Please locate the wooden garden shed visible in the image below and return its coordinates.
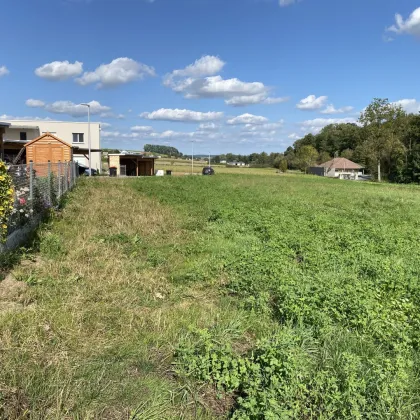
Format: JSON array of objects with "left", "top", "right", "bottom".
[{"left": 25, "top": 133, "right": 73, "bottom": 164}]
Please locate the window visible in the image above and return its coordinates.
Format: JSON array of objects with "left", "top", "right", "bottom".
[
  {"left": 20, "top": 132, "right": 27, "bottom": 141},
  {"left": 72, "top": 133, "right": 84, "bottom": 143}
]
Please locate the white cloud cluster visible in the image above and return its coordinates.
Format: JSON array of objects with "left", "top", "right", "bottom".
[
  {"left": 320, "top": 104, "right": 354, "bottom": 114},
  {"left": 297, "top": 95, "right": 353, "bottom": 114},
  {"left": 168, "top": 55, "right": 225, "bottom": 79},
  {"left": 0, "top": 66, "right": 9, "bottom": 77},
  {"left": 296, "top": 95, "right": 328, "bottom": 110},
  {"left": 227, "top": 113, "right": 269, "bottom": 125},
  {"left": 140, "top": 108, "right": 224, "bottom": 122},
  {"left": 164, "top": 56, "right": 288, "bottom": 107},
  {"left": 393, "top": 99, "right": 420, "bottom": 114},
  {"left": 300, "top": 117, "right": 357, "bottom": 134},
  {"left": 35, "top": 61, "right": 83, "bottom": 80},
  {"left": 76, "top": 57, "right": 155, "bottom": 88},
  {"left": 25, "top": 99, "right": 111, "bottom": 118},
  {"left": 387, "top": 7, "right": 420, "bottom": 36}
]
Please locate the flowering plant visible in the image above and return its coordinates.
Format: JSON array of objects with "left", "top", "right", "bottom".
[
  {"left": 10, "top": 186, "right": 33, "bottom": 228},
  {"left": 0, "top": 161, "right": 15, "bottom": 241}
]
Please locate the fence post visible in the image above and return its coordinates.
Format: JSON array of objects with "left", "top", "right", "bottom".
[
  {"left": 66, "top": 162, "right": 70, "bottom": 192},
  {"left": 70, "top": 162, "right": 74, "bottom": 189},
  {"left": 58, "top": 161, "right": 62, "bottom": 200},
  {"left": 48, "top": 161, "right": 52, "bottom": 205},
  {"left": 29, "top": 161, "right": 34, "bottom": 204}
]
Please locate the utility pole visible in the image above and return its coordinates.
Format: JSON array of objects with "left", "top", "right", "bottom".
[{"left": 80, "top": 103, "right": 92, "bottom": 176}]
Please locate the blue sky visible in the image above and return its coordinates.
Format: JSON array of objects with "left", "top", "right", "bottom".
[{"left": 1, "top": 0, "right": 420, "bottom": 154}]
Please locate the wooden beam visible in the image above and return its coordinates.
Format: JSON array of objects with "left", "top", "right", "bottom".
[{"left": 136, "top": 157, "right": 139, "bottom": 177}]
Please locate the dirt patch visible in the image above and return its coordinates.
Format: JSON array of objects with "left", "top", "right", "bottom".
[
  {"left": 199, "top": 385, "right": 235, "bottom": 418},
  {"left": 0, "top": 273, "right": 28, "bottom": 303},
  {"left": 0, "top": 385, "right": 30, "bottom": 419}
]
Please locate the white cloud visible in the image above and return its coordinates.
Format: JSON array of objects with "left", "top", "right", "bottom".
[
  {"left": 288, "top": 133, "right": 301, "bottom": 140},
  {"left": 243, "top": 120, "right": 284, "bottom": 131},
  {"left": 300, "top": 117, "right": 357, "bottom": 134},
  {"left": 198, "top": 122, "right": 219, "bottom": 131},
  {"left": 164, "top": 56, "right": 285, "bottom": 107},
  {"left": 131, "top": 125, "right": 153, "bottom": 132},
  {"left": 101, "top": 131, "right": 121, "bottom": 138},
  {"left": 320, "top": 104, "right": 354, "bottom": 114},
  {"left": 35, "top": 60, "right": 83, "bottom": 81},
  {"left": 0, "top": 66, "right": 9, "bottom": 77},
  {"left": 227, "top": 113, "right": 269, "bottom": 125},
  {"left": 76, "top": 57, "right": 155, "bottom": 88},
  {"left": 26, "top": 99, "right": 46, "bottom": 108},
  {"left": 100, "top": 122, "right": 112, "bottom": 128},
  {"left": 226, "top": 94, "right": 289, "bottom": 107},
  {"left": 296, "top": 95, "right": 328, "bottom": 110},
  {"left": 279, "top": 0, "right": 297, "bottom": 6},
  {"left": 0, "top": 114, "right": 51, "bottom": 121},
  {"left": 393, "top": 99, "right": 420, "bottom": 114},
  {"left": 140, "top": 108, "right": 223, "bottom": 122},
  {"left": 166, "top": 55, "right": 225, "bottom": 80},
  {"left": 26, "top": 99, "right": 111, "bottom": 118},
  {"left": 387, "top": 7, "right": 420, "bottom": 36}
]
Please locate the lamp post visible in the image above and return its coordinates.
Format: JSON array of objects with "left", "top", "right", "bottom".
[
  {"left": 191, "top": 140, "right": 195, "bottom": 175},
  {"left": 80, "top": 103, "right": 92, "bottom": 176}
]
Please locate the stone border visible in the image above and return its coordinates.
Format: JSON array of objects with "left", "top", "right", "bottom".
[{"left": 0, "top": 215, "right": 43, "bottom": 253}]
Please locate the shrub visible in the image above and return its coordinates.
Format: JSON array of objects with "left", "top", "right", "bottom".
[{"left": 0, "top": 161, "right": 15, "bottom": 241}]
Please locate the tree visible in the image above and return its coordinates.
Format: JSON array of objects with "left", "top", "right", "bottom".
[
  {"left": 341, "top": 149, "right": 354, "bottom": 160},
  {"left": 318, "top": 151, "right": 331, "bottom": 164},
  {"left": 295, "top": 145, "right": 319, "bottom": 173},
  {"left": 279, "top": 159, "right": 288, "bottom": 173},
  {"left": 144, "top": 144, "right": 182, "bottom": 157},
  {"left": 359, "top": 98, "right": 406, "bottom": 181}
]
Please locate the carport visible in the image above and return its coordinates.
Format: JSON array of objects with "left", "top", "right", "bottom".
[{"left": 108, "top": 153, "right": 156, "bottom": 176}]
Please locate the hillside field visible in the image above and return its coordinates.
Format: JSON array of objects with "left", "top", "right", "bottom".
[{"left": 1, "top": 174, "right": 420, "bottom": 418}]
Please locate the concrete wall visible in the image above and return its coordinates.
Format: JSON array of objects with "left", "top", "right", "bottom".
[
  {"left": 4, "top": 120, "right": 102, "bottom": 171},
  {"left": 109, "top": 155, "right": 120, "bottom": 175}
]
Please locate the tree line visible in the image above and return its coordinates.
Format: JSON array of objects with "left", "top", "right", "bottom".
[
  {"left": 285, "top": 98, "right": 420, "bottom": 182},
  {"left": 209, "top": 99, "right": 420, "bottom": 183},
  {"left": 144, "top": 144, "right": 183, "bottom": 157}
]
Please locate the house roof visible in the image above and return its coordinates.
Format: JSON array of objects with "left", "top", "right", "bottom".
[
  {"left": 318, "top": 157, "right": 363, "bottom": 170},
  {"left": 24, "top": 132, "right": 72, "bottom": 148}
]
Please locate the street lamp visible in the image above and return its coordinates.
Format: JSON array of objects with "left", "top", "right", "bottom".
[
  {"left": 80, "top": 103, "right": 92, "bottom": 176},
  {"left": 191, "top": 139, "right": 195, "bottom": 175}
]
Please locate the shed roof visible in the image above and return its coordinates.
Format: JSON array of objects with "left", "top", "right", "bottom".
[
  {"left": 318, "top": 157, "right": 363, "bottom": 170},
  {"left": 24, "top": 132, "right": 72, "bottom": 148}
]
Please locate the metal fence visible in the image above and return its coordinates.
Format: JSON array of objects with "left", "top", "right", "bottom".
[{"left": 7, "top": 162, "right": 80, "bottom": 236}]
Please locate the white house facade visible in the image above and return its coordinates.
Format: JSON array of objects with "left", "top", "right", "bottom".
[{"left": 3, "top": 120, "right": 102, "bottom": 170}]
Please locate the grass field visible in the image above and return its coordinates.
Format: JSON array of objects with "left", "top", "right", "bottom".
[
  {"left": 1, "top": 174, "right": 420, "bottom": 418},
  {"left": 155, "top": 159, "right": 279, "bottom": 176}
]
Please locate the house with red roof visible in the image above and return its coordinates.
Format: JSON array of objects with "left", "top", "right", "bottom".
[{"left": 309, "top": 157, "right": 364, "bottom": 180}]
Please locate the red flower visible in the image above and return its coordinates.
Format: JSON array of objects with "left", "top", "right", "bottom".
[{"left": 19, "top": 198, "right": 26, "bottom": 205}]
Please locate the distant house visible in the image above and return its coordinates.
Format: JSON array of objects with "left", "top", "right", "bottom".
[
  {"left": 220, "top": 160, "right": 227, "bottom": 164},
  {"left": 309, "top": 157, "right": 364, "bottom": 180},
  {"left": 227, "top": 161, "right": 246, "bottom": 167}
]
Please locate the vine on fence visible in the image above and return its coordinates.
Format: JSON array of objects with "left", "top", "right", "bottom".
[{"left": 0, "top": 161, "right": 15, "bottom": 242}]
